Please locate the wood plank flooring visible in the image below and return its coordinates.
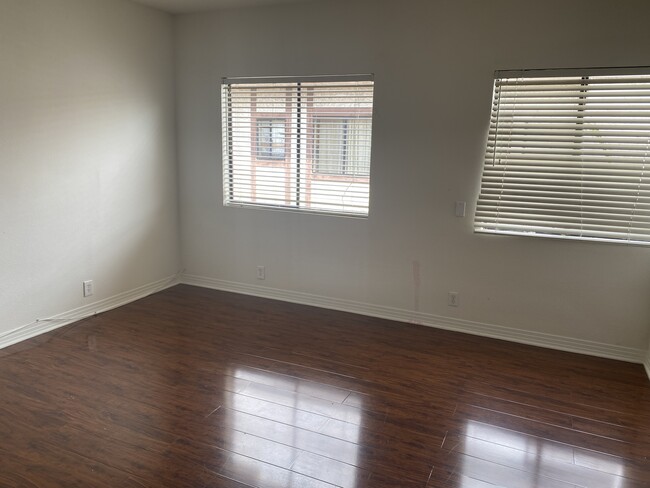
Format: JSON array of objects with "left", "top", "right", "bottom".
[{"left": 0, "top": 284, "right": 649, "bottom": 487}]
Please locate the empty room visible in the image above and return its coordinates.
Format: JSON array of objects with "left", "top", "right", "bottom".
[{"left": 1, "top": 0, "right": 650, "bottom": 486}]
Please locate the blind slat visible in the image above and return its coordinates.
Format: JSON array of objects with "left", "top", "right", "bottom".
[
  {"left": 222, "top": 77, "right": 374, "bottom": 216},
  {"left": 476, "top": 70, "right": 650, "bottom": 244}
]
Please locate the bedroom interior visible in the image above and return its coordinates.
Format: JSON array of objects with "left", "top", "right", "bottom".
[{"left": 1, "top": 0, "right": 649, "bottom": 486}]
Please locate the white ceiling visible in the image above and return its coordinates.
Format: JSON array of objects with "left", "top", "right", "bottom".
[{"left": 131, "top": 0, "right": 320, "bottom": 14}]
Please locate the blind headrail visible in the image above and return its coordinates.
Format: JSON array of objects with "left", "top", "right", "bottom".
[
  {"left": 222, "top": 74, "right": 374, "bottom": 85},
  {"left": 495, "top": 66, "right": 650, "bottom": 79}
]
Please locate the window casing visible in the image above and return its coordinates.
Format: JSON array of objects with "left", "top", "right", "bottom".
[
  {"left": 222, "top": 75, "right": 374, "bottom": 216},
  {"left": 475, "top": 67, "right": 650, "bottom": 245}
]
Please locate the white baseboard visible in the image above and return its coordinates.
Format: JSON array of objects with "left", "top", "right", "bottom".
[
  {"left": 0, "top": 275, "right": 179, "bottom": 351},
  {"left": 644, "top": 354, "right": 650, "bottom": 382},
  {"left": 182, "top": 274, "right": 646, "bottom": 365}
]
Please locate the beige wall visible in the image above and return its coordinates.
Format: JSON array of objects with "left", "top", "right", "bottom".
[
  {"left": 0, "top": 0, "right": 180, "bottom": 336},
  {"left": 176, "top": 0, "right": 650, "bottom": 357}
]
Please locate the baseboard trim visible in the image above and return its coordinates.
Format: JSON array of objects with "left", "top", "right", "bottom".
[
  {"left": 0, "top": 275, "right": 179, "bottom": 351},
  {"left": 182, "top": 274, "right": 646, "bottom": 364},
  {"left": 644, "top": 355, "right": 650, "bottom": 381}
]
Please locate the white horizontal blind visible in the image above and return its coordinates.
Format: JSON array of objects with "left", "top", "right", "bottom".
[
  {"left": 222, "top": 75, "right": 374, "bottom": 216},
  {"left": 475, "top": 68, "right": 650, "bottom": 244}
]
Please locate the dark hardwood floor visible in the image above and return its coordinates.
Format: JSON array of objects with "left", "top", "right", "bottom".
[{"left": 1, "top": 284, "right": 649, "bottom": 487}]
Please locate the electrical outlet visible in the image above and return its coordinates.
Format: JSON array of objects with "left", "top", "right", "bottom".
[
  {"left": 83, "top": 280, "right": 94, "bottom": 297},
  {"left": 448, "top": 291, "right": 459, "bottom": 307},
  {"left": 256, "top": 266, "right": 266, "bottom": 280},
  {"left": 455, "top": 201, "right": 466, "bottom": 217}
]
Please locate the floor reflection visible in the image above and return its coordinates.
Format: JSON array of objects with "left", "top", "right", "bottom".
[
  {"left": 456, "top": 420, "right": 626, "bottom": 487},
  {"left": 223, "top": 366, "right": 362, "bottom": 488}
]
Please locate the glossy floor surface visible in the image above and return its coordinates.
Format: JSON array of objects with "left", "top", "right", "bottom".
[{"left": 1, "top": 285, "right": 649, "bottom": 487}]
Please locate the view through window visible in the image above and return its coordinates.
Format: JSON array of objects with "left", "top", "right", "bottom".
[{"left": 222, "top": 75, "right": 375, "bottom": 216}]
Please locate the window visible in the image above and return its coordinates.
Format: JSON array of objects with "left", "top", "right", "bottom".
[
  {"left": 256, "top": 118, "right": 286, "bottom": 160},
  {"left": 475, "top": 67, "right": 650, "bottom": 245},
  {"left": 222, "top": 75, "right": 374, "bottom": 216},
  {"left": 314, "top": 117, "right": 372, "bottom": 176}
]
